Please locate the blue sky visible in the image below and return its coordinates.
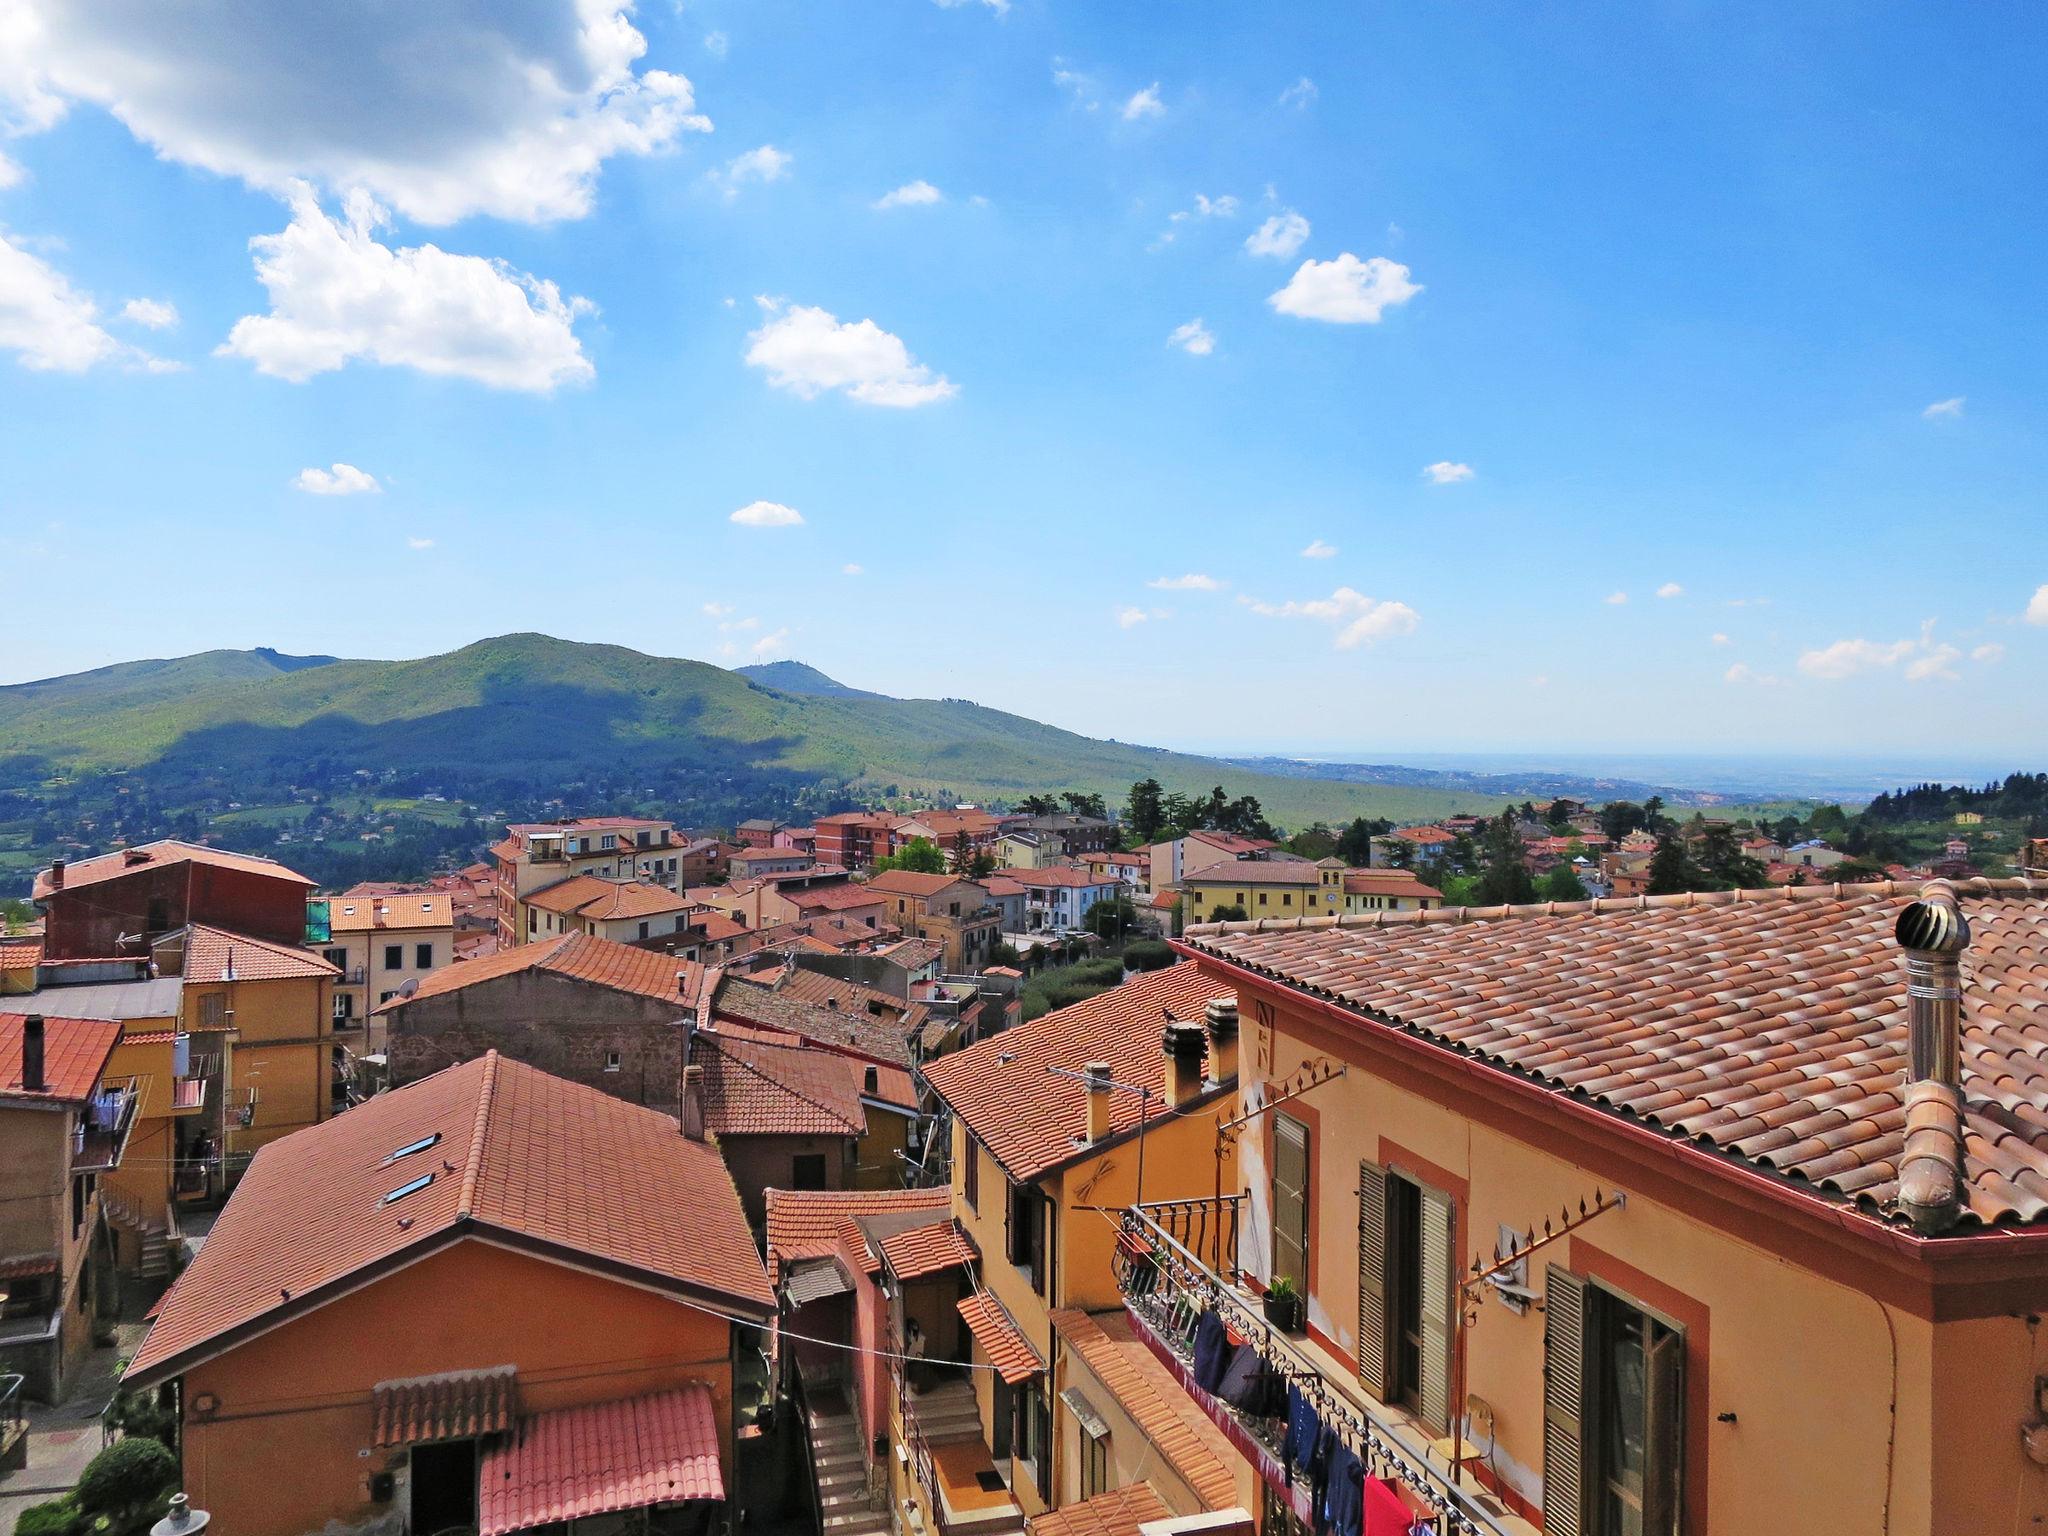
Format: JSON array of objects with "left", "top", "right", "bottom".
[{"left": 2, "top": 2, "right": 2044, "bottom": 759}]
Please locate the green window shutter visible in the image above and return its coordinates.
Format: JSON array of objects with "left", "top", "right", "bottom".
[
  {"left": 1542, "top": 1264, "right": 1592, "bottom": 1536},
  {"left": 1418, "top": 1183, "right": 1456, "bottom": 1434},
  {"left": 1355, "top": 1159, "right": 1389, "bottom": 1399},
  {"left": 1273, "top": 1115, "right": 1310, "bottom": 1289}
]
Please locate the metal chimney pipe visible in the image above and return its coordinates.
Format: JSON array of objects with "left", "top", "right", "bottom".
[{"left": 1894, "top": 881, "right": 1969, "bottom": 1233}]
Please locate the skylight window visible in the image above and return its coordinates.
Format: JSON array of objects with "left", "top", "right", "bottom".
[
  {"left": 381, "top": 1173, "right": 434, "bottom": 1206},
  {"left": 385, "top": 1131, "right": 441, "bottom": 1163}
]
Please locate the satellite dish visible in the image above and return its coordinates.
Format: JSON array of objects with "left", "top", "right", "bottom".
[{"left": 397, "top": 977, "right": 420, "bottom": 998}]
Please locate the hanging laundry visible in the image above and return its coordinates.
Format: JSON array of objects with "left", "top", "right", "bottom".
[
  {"left": 1218, "top": 1343, "right": 1268, "bottom": 1410},
  {"left": 1320, "top": 1439, "right": 1365, "bottom": 1536},
  {"left": 1191, "top": 1309, "right": 1232, "bottom": 1392},
  {"left": 1360, "top": 1475, "right": 1409, "bottom": 1536}
]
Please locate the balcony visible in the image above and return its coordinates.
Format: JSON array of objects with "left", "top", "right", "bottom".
[
  {"left": 73, "top": 1077, "right": 140, "bottom": 1173},
  {"left": 1112, "top": 1202, "right": 1521, "bottom": 1536},
  {"left": 894, "top": 1358, "right": 1024, "bottom": 1536}
]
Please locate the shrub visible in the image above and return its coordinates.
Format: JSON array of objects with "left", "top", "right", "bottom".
[
  {"left": 15, "top": 1496, "right": 82, "bottom": 1536},
  {"left": 105, "top": 1388, "right": 179, "bottom": 1451},
  {"left": 1121, "top": 939, "right": 1174, "bottom": 972},
  {"left": 76, "top": 1437, "right": 177, "bottom": 1527}
]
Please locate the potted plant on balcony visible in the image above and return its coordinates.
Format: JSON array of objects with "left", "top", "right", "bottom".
[{"left": 1262, "top": 1276, "right": 1303, "bottom": 1333}]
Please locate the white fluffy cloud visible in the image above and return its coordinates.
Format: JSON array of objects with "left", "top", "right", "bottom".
[
  {"left": 1423, "top": 461, "right": 1474, "bottom": 484},
  {"left": 1278, "top": 77, "right": 1318, "bottom": 110},
  {"left": 407, "top": 536, "right": 434, "bottom": 550},
  {"left": 702, "top": 602, "right": 734, "bottom": 618},
  {"left": 751, "top": 627, "right": 791, "bottom": 658},
  {"left": 1301, "top": 539, "right": 1336, "bottom": 559},
  {"left": 730, "top": 500, "right": 803, "bottom": 528},
  {"left": 2, "top": 1, "right": 709, "bottom": 225},
  {"left": 2026, "top": 585, "right": 2048, "bottom": 626},
  {"left": 1973, "top": 643, "right": 2005, "bottom": 664},
  {"left": 118, "top": 297, "right": 177, "bottom": 329},
  {"left": 744, "top": 298, "right": 956, "bottom": 407},
  {"left": 1923, "top": 396, "right": 1965, "bottom": 419},
  {"left": 1724, "top": 663, "right": 1786, "bottom": 687},
  {"left": 0, "top": 152, "right": 23, "bottom": 190},
  {"left": 1656, "top": 581, "right": 1684, "bottom": 599},
  {"left": 873, "top": 180, "right": 942, "bottom": 210},
  {"left": 293, "top": 462, "right": 380, "bottom": 496},
  {"left": 714, "top": 145, "right": 791, "bottom": 198},
  {"left": 1269, "top": 254, "right": 1419, "bottom": 323},
  {"left": 1795, "top": 630, "right": 1951, "bottom": 681},
  {"left": 1117, "top": 606, "right": 1168, "bottom": 629},
  {"left": 1167, "top": 318, "right": 1214, "bottom": 356},
  {"left": 1710, "top": 632, "right": 1731, "bottom": 646},
  {"left": 934, "top": 0, "right": 1010, "bottom": 13},
  {"left": 0, "top": 232, "right": 171, "bottom": 371},
  {"left": 1604, "top": 591, "right": 1629, "bottom": 605},
  {"left": 1245, "top": 211, "right": 1310, "bottom": 259},
  {"left": 1904, "top": 644, "right": 1963, "bottom": 683},
  {"left": 703, "top": 31, "right": 728, "bottom": 59},
  {"left": 1242, "top": 587, "right": 1419, "bottom": 650},
  {"left": 1148, "top": 573, "right": 1223, "bottom": 592},
  {"left": 842, "top": 563, "right": 864, "bottom": 576},
  {"left": 1121, "top": 83, "right": 1165, "bottom": 121},
  {"left": 218, "top": 187, "right": 594, "bottom": 392}
]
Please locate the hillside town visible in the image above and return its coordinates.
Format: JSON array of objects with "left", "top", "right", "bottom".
[{"left": 5, "top": 791, "right": 2048, "bottom": 1536}]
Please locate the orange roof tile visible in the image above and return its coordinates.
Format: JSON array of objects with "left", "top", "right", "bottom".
[
  {"left": 958, "top": 1291, "right": 1043, "bottom": 1383},
  {"left": 181, "top": 923, "right": 338, "bottom": 984},
  {"left": 1002, "top": 867, "right": 1123, "bottom": 890},
  {"left": 923, "top": 963, "right": 1233, "bottom": 1183},
  {"left": 763, "top": 1187, "right": 950, "bottom": 1283},
  {"left": 1340, "top": 870, "right": 1443, "bottom": 902},
  {"left": 480, "top": 1384, "right": 721, "bottom": 1535},
  {"left": 1186, "top": 862, "right": 1325, "bottom": 887},
  {"left": 785, "top": 883, "right": 887, "bottom": 913},
  {"left": 713, "top": 977, "right": 913, "bottom": 1069},
  {"left": 1027, "top": 1483, "right": 1170, "bottom": 1536},
  {"left": 864, "top": 871, "right": 960, "bottom": 899},
  {"left": 1183, "top": 877, "right": 2048, "bottom": 1230},
  {"left": 696, "top": 1033, "right": 866, "bottom": 1139},
  {"left": 326, "top": 893, "right": 456, "bottom": 933},
  {"left": 877, "top": 1219, "right": 977, "bottom": 1280},
  {"left": 377, "top": 933, "right": 706, "bottom": 1015},
  {"left": 0, "top": 937, "right": 43, "bottom": 971},
  {"left": 1051, "top": 1309, "right": 1238, "bottom": 1510},
  {"left": 127, "top": 1051, "right": 771, "bottom": 1386},
  {"left": 373, "top": 1365, "right": 518, "bottom": 1447},
  {"left": 847, "top": 1057, "right": 920, "bottom": 1111},
  {"left": 34, "top": 840, "right": 314, "bottom": 899},
  {"left": 0, "top": 1013, "right": 122, "bottom": 1104}
]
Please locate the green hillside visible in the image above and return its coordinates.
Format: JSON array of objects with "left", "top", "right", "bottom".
[{"left": 0, "top": 633, "right": 1509, "bottom": 837}]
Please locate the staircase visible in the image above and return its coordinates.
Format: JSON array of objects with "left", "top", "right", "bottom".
[
  {"left": 905, "top": 1378, "right": 982, "bottom": 1445},
  {"left": 102, "top": 1190, "right": 178, "bottom": 1281},
  {"left": 808, "top": 1389, "right": 891, "bottom": 1536}
]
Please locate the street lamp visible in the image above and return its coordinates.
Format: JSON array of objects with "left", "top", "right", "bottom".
[{"left": 152, "top": 1494, "right": 211, "bottom": 1536}]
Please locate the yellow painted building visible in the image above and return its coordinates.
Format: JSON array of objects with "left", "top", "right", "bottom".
[{"left": 1181, "top": 859, "right": 1345, "bottom": 925}]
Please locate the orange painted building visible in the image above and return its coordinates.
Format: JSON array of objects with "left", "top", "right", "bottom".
[{"left": 125, "top": 1051, "right": 773, "bottom": 1536}]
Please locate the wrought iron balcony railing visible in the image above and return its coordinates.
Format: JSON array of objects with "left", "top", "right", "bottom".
[{"left": 1112, "top": 1202, "right": 1519, "bottom": 1536}]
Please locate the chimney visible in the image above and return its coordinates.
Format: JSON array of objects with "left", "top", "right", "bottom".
[
  {"left": 47, "top": 858, "right": 63, "bottom": 891},
  {"left": 1084, "top": 1061, "right": 1113, "bottom": 1142},
  {"left": 681, "top": 1063, "right": 706, "bottom": 1141},
  {"left": 1204, "top": 995, "right": 1240, "bottom": 1085},
  {"left": 1894, "top": 881, "right": 1969, "bottom": 1234},
  {"left": 1162, "top": 1020, "right": 1207, "bottom": 1109},
  {"left": 21, "top": 1016, "right": 45, "bottom": 1093}
]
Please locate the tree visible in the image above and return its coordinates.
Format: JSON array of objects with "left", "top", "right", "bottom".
[
  {"left": 1646, "top": 832, "right": 1699, "bottom": 895},
  {"left": 1642, "top": 795, "right": 1672, "bottom": 836},
  {"left": 1545, "top": 801, "right": 1573, "bottom": 830},
  {"left": 1016, "top": 795, "right": 1059, "bottom": 816},
  {"left": 1474, "top": 811, "right": 1538, "bottom": 906},
  {"left": 1126, "top": 778, "right": 1166, "bottom": 842},
  {"left": 1382, "top": 837, "right": 1416, "bottom": 871},
  {"left": 1598, "top": 800, "right": 1647, "bottom": 842},
  {"left": 964, "top": 850, "right": 998, "bottom": 880},
  {"left": 1540, "top": 863, "right": 1590, "bottom": 902},
  {"left": 1696, "top": 823, "right": 1766, "bottom": 889},
  {"left": 1209, "top": 903, "right": 1249, "bottom": 924},
  {"left": 873, "top": 837, "right": 947, "bottom": 875},
  {"left": 952, "top": 829, "right": 973, "bottom": 870},
  {"left": 1221, "top": 794, "right": 1274, "bottom": 840},
  {"left": 1061, "top": 790, "right": 1108, "bottom": 820},
  {"left": 1084, "top": 894, "right": 1139, "bottom": 940},
  {"left": 1122, "top": 938, "right": 1176, "bottom": 971},
  {"left": 76, "top": 1438, "right": 177, "bottom": 1534},
  {"left": 1286, "top": 823, "right": 1338, "bottom": 859}
]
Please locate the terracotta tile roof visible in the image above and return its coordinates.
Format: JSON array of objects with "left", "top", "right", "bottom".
[
  {"left": 326, "top": 894, "right": 455, "bottom": 932},
  {"left": 574, "top": 882, "right": 695, "bottom": 921},
  {"left": 34, "top": 840, "right": 314, "bottom": 899},
  {"left": 1183, "top": 877, "right": 2048, "bottom": 1229},
  {"left": 864, "top": 871, "right": 960, "bottom": 899},
  {"left": 877, "top": 1218, "right": 977, "bottom": 1279},
  {"left": 480, "top": 1384, "right": 722, "bottom": 1535},
  {"left": 1, "top": 1013, "right": 125, "bottom": 1103},
  {"left": 1391, "top": 826, "right": 1454, "bottom": 844},
  {"left": 1187, "top": 831, "right": 1275, "bottom": 854},
  {"left": 1186, "top": 862, "right": 1327, "bottom": 887},
  {"left": 1051, "top": 1309, "right": 1238, "bottom": 1510},
  {"left": 524, "top": 873, "right": 636, "bottom": 915},
  {"left": 127, "top": 1051, "right": 771, "bottom": 1386},
  {"left": 1026, "top": 1483, "right": 1170, "bottom": 1536},
  {"left": 785, "top": 883, "right": 888, "bottom": 913},
  {"left": 714, "top": 977, "right": 914, "bottom": 1069},
  {"left": 181, "top": 923, "right": 339, "bottom": 984},
  {"left": 982, "top": 876, "right": 1027, "bottom": 898},
  {"left": 0, "top": 1253, "right": 58, "bottom": 1280},
  {"left": 0, "top": 937, "right": 43, "bottom": 971},
  {"left": 1340, "top": 870, "right": 1443, "bottom": 902},
  {"left": 696, "top": 1033, "right": 866, "bottom": 1139},
  {"left": 377, "top": 933, "right": 706, "bottom": 1014},
  {"left": 372, "top": 1365, "right": 518, "bottom": 1447},
  {"left": 847, "top": 1058, "right": 920, "bottom": 1111},
  {"left": 958, "top": 1291, "right": 1044, "bottom": 1383},
  {"left": 923, "top": 963, "right": 1232, "bottom": 1183},
  {"left": 763, "top": 1186, "right": 950, "bottom": 1283},
  {"left": 880, "top": 938, "right": 945, "bottom": 970},
  {"left": 775, "top": 969, "right": 920, "bottom": 1022}
]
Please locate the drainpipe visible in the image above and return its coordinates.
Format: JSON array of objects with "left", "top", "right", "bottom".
[{"left": 1895, "top": 881, "right": 1969, "bottom": 1235}]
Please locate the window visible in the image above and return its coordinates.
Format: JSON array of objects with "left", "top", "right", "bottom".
[
  {"left": 383, "top": 944, "right": 402, "bottom": 971},
  {"left": 963, "top": 1135, "right": 979, "bottom": 1210},
  {"left": 387, "top": 1132, "right": 442, "bottom": 1162},
  {"left": 323, "top": 947, "right": 348, "bottom": 970},
  {"left": 198, "top": 992, "right": 228, "bottom": 1030},
  {"left": 1543, "top": 1268, "right": 1684, "bottom": 1536},
  {"left": 792, "top": 1153, "right": 829, "bottom": 1190},
  {"left": 1356, "top": 1162, "right": 1455, "bottom": 1433},
  {"left": 1006, "top": 1181, "right": 1052, "bottom": 1296},
  {"left": 638, "top": 922, "right": 650, "bottom": 940},
  {"left": 1272, "top": 1115, "right": 1310, "bottom": 1292},
  {"left": 333, "top": 993, "right": 356, "bottom": 1022},
  {"left": 1062, "top": 1389, "right": 1111, "bottom": 1498},
  {"left": 415, "top": 943, "right": 433, "bottom": 969},
  {"left": 528, "top": 908, "right": 538, "bottom": 935},
  {"left": 604, "top": 1052, "right": 622, "bottom": 1073},
  {"left": 381, "top": 1172, "right": 434, "bottom": 1205},
  {"left": 601, "top": 833, "right": 617, "bottom": 850}
]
